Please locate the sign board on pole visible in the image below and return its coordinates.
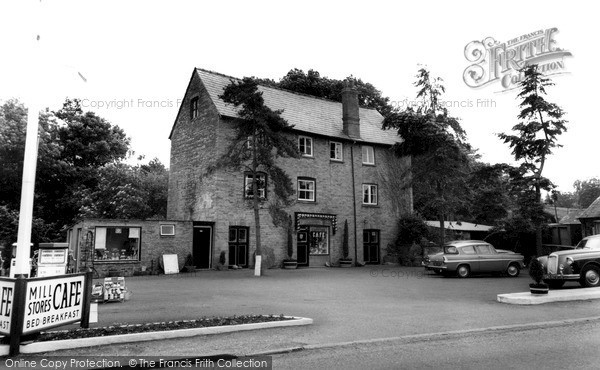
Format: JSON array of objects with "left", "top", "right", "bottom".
[
  {"left": 0, "top": 279, "right": 15, "bottom": 335},
  {"left": 22, "top": 274, "right": 85, "bottom": 334}
]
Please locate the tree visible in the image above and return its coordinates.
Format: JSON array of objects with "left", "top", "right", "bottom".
[
  {"left": 498, "top": 64, "right": 567, "bottom": 255},
  {"left": 216, "top": 77, "right": 300, "bottom": 276},
  {"left": 574, "top": 178, "right": 600, "bottom": 209},
  {"left": 384, "top": 68, "right": 473, "bottom": 244},
  {"left": 0, "top": 98, "right": 143, "bottom": 245},
  {"left": 75, "top": 158, "right": 168, "bottom": 220},
  {"left": 468, "top": 163, "right": 512, "bottom": 225}
]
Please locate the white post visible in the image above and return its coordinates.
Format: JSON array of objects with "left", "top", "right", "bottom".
[
  {"left": 14, "top": 102, "right": 40, "bottom": 277},
  {"left": 14, "top": 0, "right": 42, "bottom": 277}
]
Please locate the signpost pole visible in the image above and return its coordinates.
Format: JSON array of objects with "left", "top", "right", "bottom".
[
  {"left": 8, "top": 276, "right": 27, "bottom": 356},
  {"left": 80, "top": 269, "right": 93, "bottom": 328}
]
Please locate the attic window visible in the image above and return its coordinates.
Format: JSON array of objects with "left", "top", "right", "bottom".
[{"left": 190, "top": 97, "right": 199, "bottom": 120}]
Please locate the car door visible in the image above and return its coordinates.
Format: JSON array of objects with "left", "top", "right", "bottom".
[
  {"left": 459, "top": 245, "right": 479, "bottom": 272},
  {"left": 475, "top": 244, "right": 502, "bottom": 272}
]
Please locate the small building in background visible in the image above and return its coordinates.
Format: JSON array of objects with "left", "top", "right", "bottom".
[
  {"left": 66, "top": 219, "right": 193, "bottom": 276},
  {"left": 547, "top": 208, "right": 584, "bottom": 246},
  {"left": 579, "top": 196, "right": 600, "bottom": 237},
  {"left": 424, "top": 221, "right": 494, "bottom": 243}
]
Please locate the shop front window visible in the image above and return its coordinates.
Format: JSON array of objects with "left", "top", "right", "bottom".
[{"left": 94, "top": 227, "right": 141, "bottom": 261}]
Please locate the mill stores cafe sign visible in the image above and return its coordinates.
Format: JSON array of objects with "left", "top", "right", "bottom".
[{"left": 0, "top": 273, "right": 92, "bottom": 356}]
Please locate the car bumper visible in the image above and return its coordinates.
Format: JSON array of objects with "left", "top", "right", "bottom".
[
  {"left": 543, "top": 273, "right": 579, "bottom": 281},
  {"left": 423, "top": 263, "right": 447, "bottom": 270}
]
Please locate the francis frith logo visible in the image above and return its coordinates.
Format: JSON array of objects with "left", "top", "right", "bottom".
[{"left": 463, "top": 27, "right": 572, "bottom": 91}]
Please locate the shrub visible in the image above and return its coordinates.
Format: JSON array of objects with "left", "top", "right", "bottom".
[{"left": 528, "top": 257, "right": 544, "bottom": 284}]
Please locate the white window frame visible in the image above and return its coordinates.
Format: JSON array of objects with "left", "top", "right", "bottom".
[
  {"left": 298, "top": 136, "right": 313, "bottom": 157},
  {"left": 330, "top": 141, "right": 343, "bottom": 161},
  {"left": 363, "top": 184, "right": 378, "bottom": 205},
  {"left": 160, "top": 224, "right": 175, "bottom": 236},
  {"left": 362, "top": 145, "right": 375, "bottom": 165},
  {"left": 298, "top": 178, "right": 316, "bottom": 202},
  {"left": 244, "top": 172, "right": 267, "bottom": 200}
]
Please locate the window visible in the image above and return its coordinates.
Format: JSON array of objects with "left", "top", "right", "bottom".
[
  {"left": 444, "top": 246, "right": 459, "bottom": 254},
  {"left": 475, "top": 245, "right": 492, "bottom": 255},
  {"left": 190, "top": 97, "right": 199, "bottom": 120},
  {"left": 298, "top": 178, "right": 316, "bottom": 202},
  {"left": 160, "top": 224, "right": 175, "bottom": 236},
  {"left": 460, "top": 246, "right": 476, "bottom": 255},
  {"left": 362, "top": 184, "right": 378, "bottom": 205},
  {"left": 244, "top": 172, "right": 267, "bottom": 200},
  {"left": 362, "top": 145, "right": 375, "bottom": 165},
  {"left": 94, "top": 227, "right": 140, "bottom": 261},
  {"left": 309, "top": 226, "right": 329, "bottom": 255},
  {"left": 298, "top": 136, "right": 313, "bottom": 157},
  {"left": 330, "top": 141, "right": 343, "bottom": 161}
]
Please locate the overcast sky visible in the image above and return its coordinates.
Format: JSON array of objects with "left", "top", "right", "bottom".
[{"left": 1, "top": 0, "right": 597, "bottom": 193}]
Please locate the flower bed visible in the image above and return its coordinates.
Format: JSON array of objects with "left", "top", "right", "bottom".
[{"left": 35, "top": 315, "right": 292, "bottom": 342}]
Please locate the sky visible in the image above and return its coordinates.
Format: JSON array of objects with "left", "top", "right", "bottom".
[{"left": 0, "top": 0, "right": 598, "bottom": 193}]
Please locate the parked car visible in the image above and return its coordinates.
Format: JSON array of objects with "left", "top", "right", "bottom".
[
  {"left": 422, "top": 240, "right": 525, "bottom": 278},
  {"left": 538, "top": 234, "right": 600, "bottom": 289}
]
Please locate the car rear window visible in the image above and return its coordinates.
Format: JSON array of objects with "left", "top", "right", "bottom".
[{"left": 444, "top": 246, "right": 459, "bottom": 254}]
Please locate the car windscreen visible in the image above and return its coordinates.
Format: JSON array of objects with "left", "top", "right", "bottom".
[{"left": 577, "top": 238, "right": 600, "bottom": 250}]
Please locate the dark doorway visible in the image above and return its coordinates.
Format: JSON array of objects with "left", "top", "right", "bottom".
[
  {"left": 193, "top": 226, "right": 212, "bottom": 269},
  {"left": 228, "top": 226, "right": 249, "bottom": 268},
  {"left": 363, "top": 229, "right": 380, "bottom": 264},
  {"left": 297, "top": 229, "right": 309, "bottom": 267}
]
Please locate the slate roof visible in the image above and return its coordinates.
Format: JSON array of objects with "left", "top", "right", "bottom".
[
  {"left": 579, "top": 196, "right": 600, "bottom": 219},
  {"left": 425, "top": 221, "right": 494, "bottom": 232},
  {"left": 194, "top": 68, "right": 400, "bottom": 146}
]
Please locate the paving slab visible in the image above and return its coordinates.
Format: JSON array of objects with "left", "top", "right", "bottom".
[{"left": 498, "top": 287, "right": 600, "bottom": 305}]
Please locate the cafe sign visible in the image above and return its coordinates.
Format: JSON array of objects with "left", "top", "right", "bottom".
[{"left": 22, "top": 274, "right": 85, "bottom": 334}]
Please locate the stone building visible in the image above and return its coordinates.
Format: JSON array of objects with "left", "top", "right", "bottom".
[{"left": 167, "top": 68, "right": 412, "bottom": 268}]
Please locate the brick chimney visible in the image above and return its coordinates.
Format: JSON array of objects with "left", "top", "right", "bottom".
[{"left": 342, "top": 81, "right": 360, "bottom": 138}]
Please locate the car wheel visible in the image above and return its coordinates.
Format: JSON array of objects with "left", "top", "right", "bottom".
[
  {"left": 456, "top": 265, "right": 470, "bottom": 278},
  {"left": 506, "top": 263, "right": 520, "bottom": 277},
  {"left": 545, "top": 280, "right": 565, "bottom": 289},
  {"left": 580, "top": 266, "right": 600, "bottom": 287}
]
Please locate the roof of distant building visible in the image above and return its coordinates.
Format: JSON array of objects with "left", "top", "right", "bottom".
[
  {"left": 192, "top": 68, "right": 400, "bottom": 146},
  {"left": 579, "top": 196, "right": 600, "bottom": 219},
  {"left": 558, "top": 208, "right": 585, "bottom": 224}
]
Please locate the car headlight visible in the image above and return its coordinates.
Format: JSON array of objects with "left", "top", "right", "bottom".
[{"left": 566, "top": 257, "right": 574, "bottom": 265}]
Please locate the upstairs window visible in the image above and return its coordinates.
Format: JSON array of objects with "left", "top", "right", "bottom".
[
  {"left": 330, "top": 141, "right": 343, "bottom": 161},
  {"left": 298, "top": 136, "right": 313, "bottom": 157},
  {"left": 362, "top": 184, "right": 378, "bottom": 205},
  {"left": 298, "top": 178, "right": 316, "bottom": 202},
  {"left": 244, "top": 172, "right": 267, "bottom": 200},
  {"left": 190, "top": 97, "right": 199, "bottom": 120},
  {"left": 362, "top": 146, "right": 375, "bottom": 165}
]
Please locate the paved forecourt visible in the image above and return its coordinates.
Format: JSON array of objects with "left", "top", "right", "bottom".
[{"left": 36, "top": 266, "right": 600, "bottom": 357}]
